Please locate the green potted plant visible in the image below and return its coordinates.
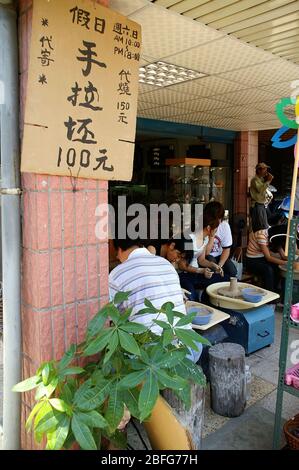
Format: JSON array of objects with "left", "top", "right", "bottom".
[{"left": 13, "top": 292, "right": 209, "bottom": 450}]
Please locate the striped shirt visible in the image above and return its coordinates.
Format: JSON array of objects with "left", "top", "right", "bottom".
[
  {"left": 109, "top": 247, "right": 189, "bottom": 335},
  {"left": 246, "top": 229, "right": 268, "bottom": 258}
]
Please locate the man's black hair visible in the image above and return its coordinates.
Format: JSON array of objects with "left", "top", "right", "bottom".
[
  {"left": 143, "top": 234, "right": 194, "bottom": 263},
  {"left": 252, "top": 209, "right": 269, "bottom": 232},
  {"left": 204, "top": 201, "right": 225, "bottom": 222},
  {"left": 113, "top": 237, "right": 143, "bottom": 251},
  {"left": 113, "top": 215, "right": 144, "bottom": 251},
  {"left": 168, "top": 234, "right": 194, "bottom": 263},
  {"left": 191, "top": 202, "right": 223, "bottom": 232}
]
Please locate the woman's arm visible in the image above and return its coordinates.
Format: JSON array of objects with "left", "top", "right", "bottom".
[
  {"left": 259, "top": 244, "right": 287, "bottom": 265},
  {"left": 198, "top": 249, "right": 222, "bottom": 272},
  {"left": 277, "top": 247, "right": 288, "bottom": 261},
  {"left": 218, "top": 247, "right": 230, "bottom": 268}
]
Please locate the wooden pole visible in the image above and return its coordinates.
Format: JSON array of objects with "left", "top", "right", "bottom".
[{"left": 285, "top": 98, "right": 299, "bottom": 256}]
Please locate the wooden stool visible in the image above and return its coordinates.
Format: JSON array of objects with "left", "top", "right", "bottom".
[{"left": 208, "top": 342, "right": 246, "bottom": 417}]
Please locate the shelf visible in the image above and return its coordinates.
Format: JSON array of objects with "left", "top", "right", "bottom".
[
  {"left": 290, "top": 319, "right": 299, "bottom": 330},
  {"left": 283, "top": 384, "right": 299, "bottom": 398},
  {"left": 273, "top": 218, "right": 299, "bottom": 449},
  {"left": 165, "top": 158, "right": 211, "bottom": 167},
  {"left": 282, "top": 316, "right": 299, "bottom": 330}
]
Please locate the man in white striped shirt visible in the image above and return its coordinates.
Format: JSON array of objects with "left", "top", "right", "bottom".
[{"left": 109, "top": 235, "right": 202, "bottom": 362}]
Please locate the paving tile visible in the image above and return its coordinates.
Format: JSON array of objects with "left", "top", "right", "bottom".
[
  {"left": 253, "top": 342, "right": 280, "bottom": 359},
  {"left": 246, "top": 353, "right": 265, "bottom": 368},
  {"left": 251, "top": 357, "right": 280, "bottom": 385},
  {"left": 202, "top": 405, "right": 284, "bottom": 450},
  {"left": 259, "top": 390, "right": 299, "bottom": 420}
]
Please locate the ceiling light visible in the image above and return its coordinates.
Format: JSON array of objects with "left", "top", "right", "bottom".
[{"left": 139, "top": 61, "right": 206, "bottom": 88}]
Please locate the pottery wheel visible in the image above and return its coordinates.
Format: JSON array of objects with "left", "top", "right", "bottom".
[{"left": 217, "top": 286, "right": 242, "bottom": 298}]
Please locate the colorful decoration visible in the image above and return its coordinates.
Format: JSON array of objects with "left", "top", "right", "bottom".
[
  {"left": 271, "top": 126, "right": 297, "bottom": 149},
  {"left": 275, "top": 97, "right": 299, "bottom": 130}
]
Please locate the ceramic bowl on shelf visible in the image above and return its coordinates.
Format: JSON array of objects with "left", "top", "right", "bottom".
[{"left": 241, "top": 287, "right": 266, "bottom": 303}]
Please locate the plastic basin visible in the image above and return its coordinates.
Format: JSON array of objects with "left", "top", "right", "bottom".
[
  {"left": 186, "top": 303, "right": 213, "bottom": 325},
  {"left": 241, "top": 287, "right": 266, "bottom": 303}
]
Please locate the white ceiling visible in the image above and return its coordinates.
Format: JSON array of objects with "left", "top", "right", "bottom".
[{"left": 110, "top": 0, "right": 299, "bottom": 131}]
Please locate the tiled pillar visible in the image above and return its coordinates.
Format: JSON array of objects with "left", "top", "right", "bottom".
[
  {"left": 18, "top": 0, "right": 109, "bottom": 449},
  {"left": 247, "top": 131, "right": 259, "bottom": 188},
  {"left": 234, "top": 131, "right": 258, "bottom": 244}
]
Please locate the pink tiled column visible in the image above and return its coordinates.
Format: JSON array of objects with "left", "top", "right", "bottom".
[
  {"left": 234, "top": 131, "right": 258, "bottom": 245},
  {"left": 247, "top": 131, "right": 259, "bottom": 186},
  {"left": 18, "top": 0, "right": 110, "bottom": 449}
]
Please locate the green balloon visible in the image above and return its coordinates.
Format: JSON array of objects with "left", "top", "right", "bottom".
[{"left": 276, "top": 97, "right": 299, "bottom": 129}]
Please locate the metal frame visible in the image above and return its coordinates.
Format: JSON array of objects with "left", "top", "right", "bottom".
[{"left": 273, "top": 218, "right": 299, "bottom": 449}]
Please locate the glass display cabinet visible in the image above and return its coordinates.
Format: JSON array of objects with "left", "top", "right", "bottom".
[
  {"left": 166, "top": 158, "right": 228, "bottom": 207},
  {"left": 210, "top": 166, "right": 227, "bottom": 206}
]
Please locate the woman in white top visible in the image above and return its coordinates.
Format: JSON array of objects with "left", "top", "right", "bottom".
[
  {"left": 178, "top": 203, "right": 228, "bottom": 301},
  {"left": 206, "top": 219, "right": 237, "bottom": 278}
]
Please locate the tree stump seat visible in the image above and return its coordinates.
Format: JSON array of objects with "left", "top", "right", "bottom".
[{"left": 208, "top": 342, "right": 246, "bottom": 418}]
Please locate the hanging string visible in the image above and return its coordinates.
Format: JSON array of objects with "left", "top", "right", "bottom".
[{"left": 68, "top": 167, "right": 81, "bottom": 192}]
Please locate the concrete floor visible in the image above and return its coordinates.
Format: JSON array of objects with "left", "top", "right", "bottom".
[
  {"left": 0, "top": 308, "right": 298, "bottom": 450},
  {"left": 202, "top": 308, "right": 299, "bottom": 450},
  {"left": 128, "top": 308, "right": 299, "bottom": 450}
]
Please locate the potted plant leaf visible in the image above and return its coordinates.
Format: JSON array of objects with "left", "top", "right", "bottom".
[{"left": 13, "top": 292, "right": 209, "bottom": 450}]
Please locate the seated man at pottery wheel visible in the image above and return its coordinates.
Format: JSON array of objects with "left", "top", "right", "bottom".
[
  {"left": 178, "top": 202, "right": 230, "bottom": 302},
  {"left": 246, "top": 211, "right": 287, "bottom": 293}
]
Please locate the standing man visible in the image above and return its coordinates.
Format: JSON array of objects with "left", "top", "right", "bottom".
[{"left": 250, "top": 162, "right": 273, "bottom": 229}]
